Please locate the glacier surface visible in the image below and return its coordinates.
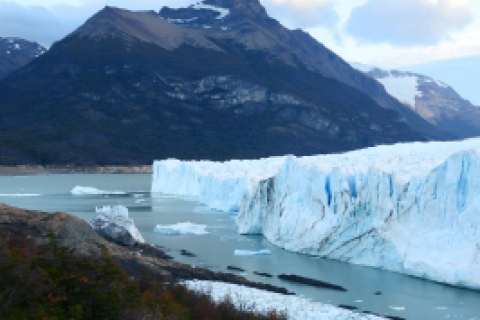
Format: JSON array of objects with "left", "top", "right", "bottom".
[{"left": 152, "top": 139, "right": 480, "bottom": 290}]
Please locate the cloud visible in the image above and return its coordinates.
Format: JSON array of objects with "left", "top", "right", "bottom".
[
  {"left": 262, "top": 0, "right": 339, "bottom": 29},
  {"left": 0, "top": 2, "right": 69, "bottom": 46},
  {"left": 346, "top": 0, "right": 474, "bottom": 46}
]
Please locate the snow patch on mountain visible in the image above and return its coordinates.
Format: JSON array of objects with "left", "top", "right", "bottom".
[
  {"left": 152, "top": 138, "right": 480, "bottom": 290},
  {"left": 375, "top": 73, "right": 421, "bottom": 107},
  {"left": 350, "top": 62, "right": 374, "bottom": 73},
  {"left": 191, "top": 2, "right": 230, "bottom": 19}
]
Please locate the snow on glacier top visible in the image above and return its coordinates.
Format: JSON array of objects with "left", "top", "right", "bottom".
[{"left": 157, "top": 138, "right": 480, "bottom": 185}]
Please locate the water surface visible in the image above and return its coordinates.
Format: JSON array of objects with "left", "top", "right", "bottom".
[{"left": 0, "top": 174, "right": 479, "bottom": 320}]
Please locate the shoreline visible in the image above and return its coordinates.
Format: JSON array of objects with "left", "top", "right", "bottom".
[
  {"left": 0, "top": 165, "right": 152, "bottom": 175},
  {"left": 0, "top": 203, "right": 392, "bottom": 319}
]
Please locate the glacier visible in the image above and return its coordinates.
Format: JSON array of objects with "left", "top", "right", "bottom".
[{"left": 151, "top": 139, "right": 480, "bottom": 290}]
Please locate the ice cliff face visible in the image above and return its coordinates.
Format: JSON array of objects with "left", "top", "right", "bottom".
[{"left": 152, "top": 139, "right": 480, "bottom": 290}]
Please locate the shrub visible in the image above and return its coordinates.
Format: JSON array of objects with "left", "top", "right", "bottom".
[{"left": 0, "top": 232, "right": 286, "bottom": 320}]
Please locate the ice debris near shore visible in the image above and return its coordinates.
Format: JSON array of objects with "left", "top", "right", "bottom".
[
  {"left": 154, "top": 222, "right": 209, "bottom": 235},
  {"left": 90, "top": 205, "right": 145, "bottom": 246},
  {"left": 71, "top": 186, "right": 127, "bottom": 195},
  {"left": 152, "top": 138, "right": 480, "bottom": 290},
  {"left": 234, "top": 249, "right": 271, "bottom": 256},
  {"left": 184, "top": 280, "right": 383, "bottom": 320}
]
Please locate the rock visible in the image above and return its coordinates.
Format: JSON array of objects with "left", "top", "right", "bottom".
[
  {"left": 90, "top": 205, "right": 145, "bottom": 246},
  {"left": 227, "top": 266, "right": 246, "bottom": 272},
  {"left": 254, "top": 271, "right": 273, "bottom": 278},
  {"left": 338, "top": 305, "right": 357, "bottom": 311},
  {"left": 180, "top": 249, "right": 197, "bottom": 257},
  {"left": 278, "top": 274, "right": 347, "bottom": 292}
]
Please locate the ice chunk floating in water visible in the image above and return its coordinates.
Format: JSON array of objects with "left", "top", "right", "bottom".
[
  {"left": 152, "top": 138, "right": 480, "bottom": 290},
  {"left": 154, "top": 222, "right": 209, "bottom": 235},
  {"left": 234, "top": 249, "right": 271, "bottom": 256},
  {"left": 184, "top": 280, "right": 383, "bottom": 320},
  {"left": 71, "top": 186, "right": 127, "bottom": 195},
  {"left": 91, "top": 205, "right": 145, "bottom": 246}
]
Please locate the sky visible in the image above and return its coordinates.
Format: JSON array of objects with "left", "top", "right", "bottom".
[{"left": 1, "top": 0, "right": 480, "bottom": 102}]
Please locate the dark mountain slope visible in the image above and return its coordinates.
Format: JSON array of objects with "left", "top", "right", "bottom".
[
  {"left": 160, "top": 0, "right": 452, "bottom": 140},
  {"left": 0, "top": 37, "right": 46, "bottom": 79},
  {"left": 0, "top": 5, "right": 426, "bottom": 165}
]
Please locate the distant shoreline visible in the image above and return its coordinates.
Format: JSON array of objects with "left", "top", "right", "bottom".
[{"left": 0, "top": 165, "right": 152, "bottom": 175}]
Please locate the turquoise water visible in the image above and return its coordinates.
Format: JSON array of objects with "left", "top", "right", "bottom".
[{"left": 0, "top": 173, "right": 479, "bottom": 320}]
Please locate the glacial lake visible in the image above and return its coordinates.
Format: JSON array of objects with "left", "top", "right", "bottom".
[{"left": 0, "top": 173, "right": 479, "bottom": 320}]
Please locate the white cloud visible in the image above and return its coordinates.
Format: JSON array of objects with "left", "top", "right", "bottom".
[
  {"left": 263, "top": 0, "right": 338, "bottom": 29},
  {"left": 263, "top": 0, "right": 330, "bottom": 9},
  {"left": 346, "top": 0, "right": 474, "bottom": 46},
  {"left": 1, "top": 0, "right": 480, "bottom": 70}
]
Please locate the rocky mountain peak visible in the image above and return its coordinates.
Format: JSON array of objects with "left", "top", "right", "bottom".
[
  {"left": 159, "top": 0, "right": 269, "bottom": 29},
  {"left": 202, "top": 0, "right": 267, "bottom": 16},
  {"left": 72, "top": 6, "right": 221, "bottom": 51}
]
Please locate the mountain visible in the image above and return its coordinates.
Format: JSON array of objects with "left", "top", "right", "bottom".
[
  {"left": 0, "top": 1, "right": 447, "bottom": 165},
  {"left": 159, "top": 0, "right": 450, "bottom": 140},
  {"left": 152, "top": 138, "right": 480, "bottom": 290},
  {"left": 406, "top": 55, "right": 480, "bottom": 106},
  {"left": 352, "top": 63, "right": 480, "bottom": 138},
  {"left": 0, "top": 37, "right": 46, "bottom": 79}
]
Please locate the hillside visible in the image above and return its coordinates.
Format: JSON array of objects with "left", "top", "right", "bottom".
[{"left": 0, "top": 37, "right": 46, "bottom": 79}]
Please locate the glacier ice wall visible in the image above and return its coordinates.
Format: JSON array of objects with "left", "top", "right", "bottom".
[{"left": 152, "top": 139, "right": 480, "bottom": 290}]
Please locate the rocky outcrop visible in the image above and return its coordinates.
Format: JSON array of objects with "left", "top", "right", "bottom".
[{"left": 0, "top": 204, "right": 291, "bottom": 294}]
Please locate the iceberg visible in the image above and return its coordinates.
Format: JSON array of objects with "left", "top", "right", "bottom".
[
  {"left": 90, "top": 205, "right": 145, "bottom": 246},
  {"left": 152, "top": 139, "right": 480, "bottom": 290},
  {"left": 71, "top": 186, "right": 126, "bottom": 195},
  {"left": 154, "top": 222, "right": 209, "bottom": 235},
  {"left": 234, "top": 249, "right": 271, "bottom": 256}
]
